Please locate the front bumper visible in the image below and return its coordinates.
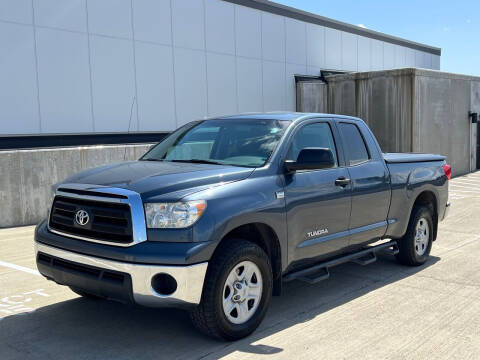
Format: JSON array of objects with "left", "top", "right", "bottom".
[{"left": 35, "top": 241, "right": 208, "bottom": 308}]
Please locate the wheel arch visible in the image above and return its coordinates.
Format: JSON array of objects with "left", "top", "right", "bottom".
[
  {"left": 213, "top": 222, "right": 283, "bottom": 296},
  {"left": 411, "top": 190, "right": 438, "bottom": 241}
]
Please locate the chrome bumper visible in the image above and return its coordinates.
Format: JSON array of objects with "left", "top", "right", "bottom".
[{"left": 35, "top": 242, "right": 208, "bottom": 307}]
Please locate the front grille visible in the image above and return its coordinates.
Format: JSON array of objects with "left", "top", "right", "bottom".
[{"left": 49, "top": 195, "right": 133, "bottom": 244}]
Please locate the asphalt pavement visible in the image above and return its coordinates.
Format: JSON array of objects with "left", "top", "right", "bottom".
[{"left": 1, "top": 171, "right": 480, "bottom": 359}]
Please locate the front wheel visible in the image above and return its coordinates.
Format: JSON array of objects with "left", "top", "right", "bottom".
[
  {"left": 190, "top": 239, "right": 273, "bottom": 340},
  {"left": 396, "top": 205, "right": 434, "bottom": 266}
]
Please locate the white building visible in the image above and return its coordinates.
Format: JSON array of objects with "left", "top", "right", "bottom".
[{"left": 0, "top": 0, "right": 440, "bottom": 141}]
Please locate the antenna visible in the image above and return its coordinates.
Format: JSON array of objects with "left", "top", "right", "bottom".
[{"left": 123, "top": 96, "right": 136, "bottom": 161}]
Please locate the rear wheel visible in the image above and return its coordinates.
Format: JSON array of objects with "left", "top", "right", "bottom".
[
  {"left": 396, "top": 205, "right": 433, "bottom": 266},
  {"left": 190, "top": 239, "right": 273, "bottom": 340}
]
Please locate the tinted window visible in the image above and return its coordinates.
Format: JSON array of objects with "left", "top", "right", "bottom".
[
  {"left": 288, "top": 122, "right": 338, "bottom": 167},
  {"left": 339, "top": 123, "right": 369, "bottom": 166}
]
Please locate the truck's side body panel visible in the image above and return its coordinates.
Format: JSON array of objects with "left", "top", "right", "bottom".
[{"left": 384, "top": 161, "right": 448, "bottom": 239}]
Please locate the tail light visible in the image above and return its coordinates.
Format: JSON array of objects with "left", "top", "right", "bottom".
[{"left": 442, "top": 164, "right": 451, "bottom": 180}]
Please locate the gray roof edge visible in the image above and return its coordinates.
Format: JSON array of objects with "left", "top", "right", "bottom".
[
  {"left": 223, "top": 0, "right": 441, "bottom": 56},
  {"left": 325, "top": 68, "right": 480, "bottom": 81}
]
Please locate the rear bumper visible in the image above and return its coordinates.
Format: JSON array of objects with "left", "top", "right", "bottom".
[{"left": 35, "top": 241, "right": 208, "bottom": 308}]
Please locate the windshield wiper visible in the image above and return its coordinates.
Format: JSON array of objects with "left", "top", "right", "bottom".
[
  {"left": 169, "top": 159, "right": 224, "bottom": 165},
  {"left": 141, "top": 158, "right": 164, "bottom": 161}
]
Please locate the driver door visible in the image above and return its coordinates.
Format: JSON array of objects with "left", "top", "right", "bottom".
[{"left": 284, "top": 120, "right": 352, "bottom": 264}]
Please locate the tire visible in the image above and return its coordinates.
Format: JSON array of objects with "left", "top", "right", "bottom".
[
  {"left": 190, "top": 239, "right": 273, "bottom": 340},
  {"left": 396, "top": 205, "right": 434, "bottom": 266},
  {"left": 69, "top": 286, "right": 103, "bottom": 300}
]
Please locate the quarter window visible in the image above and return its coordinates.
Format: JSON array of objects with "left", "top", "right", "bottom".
[{"left": 338, "top": 123, "right": 370, "bottom": 166}]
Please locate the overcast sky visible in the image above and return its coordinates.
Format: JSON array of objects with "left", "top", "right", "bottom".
[{"left": 275, "top": 0, "right": 480, "bottom": 76}]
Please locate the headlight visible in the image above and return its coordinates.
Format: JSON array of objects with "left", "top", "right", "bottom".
[{"left": 144, "top": 200, "right": 207, "bottom": 228}]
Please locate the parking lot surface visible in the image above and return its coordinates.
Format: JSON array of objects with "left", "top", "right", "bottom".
[{"left": 1, "top": 171, "right": 480, "bottom": 360}]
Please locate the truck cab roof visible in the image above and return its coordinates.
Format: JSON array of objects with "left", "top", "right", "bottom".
[{"left": 217, "top": 112, "right": 362, "bottom": 123}]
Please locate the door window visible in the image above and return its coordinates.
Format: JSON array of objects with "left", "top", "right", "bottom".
[
  {"left": 288, "top": 122, "right": 338, "bottom": 166},
  {"left": 338, "top": 123, "right": 370, "bottom": 166}
]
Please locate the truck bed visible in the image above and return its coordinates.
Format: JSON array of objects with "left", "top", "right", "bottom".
[{"left": 383, "top": 153, "right": 446, "bottom": 164}]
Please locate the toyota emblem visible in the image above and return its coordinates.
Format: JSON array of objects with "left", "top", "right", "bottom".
[{"left": 75, "top": 209, "right": 90, "bottom": 226}]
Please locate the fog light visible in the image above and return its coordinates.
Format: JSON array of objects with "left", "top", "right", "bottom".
[{"left": 151, "top": 273, "right": 177, "bottom": 296}]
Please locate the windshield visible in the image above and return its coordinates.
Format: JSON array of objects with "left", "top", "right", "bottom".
[{"left": 141, "top": 118, "right": 291, "bottom": 167}]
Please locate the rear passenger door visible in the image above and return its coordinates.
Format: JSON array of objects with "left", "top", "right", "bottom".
[{"left": 336, "top": 121, "right": 391, "bottom": 247}]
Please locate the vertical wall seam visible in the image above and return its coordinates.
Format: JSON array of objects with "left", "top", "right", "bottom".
[
  {"left": 169, "top": 0, "right": 178, "bottom": 128},
  {"left": 283, "top": 16, "right": 287, "bottom": 111},
  {"left": 30, "top": 0, "right": 42, "bottom": 133},
  {"left": 85, "top": 0, "right": 96, "bottom": 132},
  {"left": 203, "top": 0, "right": 209, "bottom": 117},
  {"left": 323, "top": 25, "right": 326, "bottom": 68},
  {"left": 130, "top": 0, "right": 139, "bottom": 131},
  {"left": 260, "top": 12, "right": 264, "bottom": 111},
  {"left": 355, "top": 35, "right": 358, "bottom": 72},
  {"left": 369, "top": 39, "right": 372, "bottom": 71},
  {"left": 304, "top": 21, "right": 307, "bottom": 69},
  {"left": 233, "top": 4, "right": 239, "bottom": 113},
  {"left": 340, "top": 31, "right": 343, "bottom": 70}
]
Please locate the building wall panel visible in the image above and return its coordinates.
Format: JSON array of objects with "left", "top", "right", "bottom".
[
  {"left": 306, "top": 23, "right": 325, "bottom": 68},
  {"left": 0, "top": 0, "right": 32, "bottom": 24},
  {"left": 261, "top": 12, "right": 285, "bottom": 62},
  {"left": 285, "top": 18, "right": 306, "bottom": 65},
  {"left": 173, "top": 48, "right": 207, "bottom": 125},
  {"left": 36, "top": 28, "right": 92, "bottom": 133},
  {"left": 89, "top": 36, "right": 136, "bottom": 132},
  {"left": 263, "top": 60, "right": 285, "bottom": 111},
  {"left": 325, "top": 27, "right": 341, "bottom": 69},
  {"left": 341, "top": 31, "right": 357, "bottom": 71},
  {"left": 206, "top": 52, "right": 237, "bottom": 117},
  {"left": 383, "top": 42, "right": 395, "bottom": 69},
  {"left": 236, "top": 57, "right": 262, "bottom": 112},
  {"left": 132, "top": 0, "right": 171, "bottom": 45},
  {"left": 34, "top": 0, "right": 87, "bottom": 32},
  {"left": 234, "top": 5, "right": 261, "bottom": 59},
  {"left": 87, "top": 0, "right": 132, "bottom": 38},
  {"left": 172, "top": 0, "right": 205, "bottom": 51},
  {"left": 394, "top": 45, "right": 406, "bottom": 68},
  {"left": 371, "top": 39, "right": 384, "bottom": 70},
  {"left": 0, "top": 0, "right": 441, "bottom": 135},
  {"left": 357, "top": 36, "right": 371, "bottom": 72},
  {"left": 0, "top": 23, "right": 39, "bottom": 134},
  {"left": 135, "top": 42, "right": 176, "bottom": 131},
  {"left": 205, "top": 0, "right": 235, "bottom": 55}
]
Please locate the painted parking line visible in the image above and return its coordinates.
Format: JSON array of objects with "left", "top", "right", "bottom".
[
  {"left": 0, "top": 260, "right": 40, "bottom": 276},
  {"left": 451, "top": 181, "right": 480, "bottom": 187},
  {"left": 0, "top": 289, "right": 50, "bottom": 319},
  {"left": 450, "top": 183, "right": 480, "bottom": 190}
]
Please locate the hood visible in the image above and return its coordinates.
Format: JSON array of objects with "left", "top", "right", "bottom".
[{"left": 62, "top": 160, "right": 254, "bottom": 200}]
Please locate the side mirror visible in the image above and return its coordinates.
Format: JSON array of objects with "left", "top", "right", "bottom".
[{"left": 284, "top": 148, "right": 335, "bottom": 173}]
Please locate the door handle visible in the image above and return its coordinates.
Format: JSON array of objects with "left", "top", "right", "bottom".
[{"left": 335, "top": 177, "right": 351, "bottom": 187}]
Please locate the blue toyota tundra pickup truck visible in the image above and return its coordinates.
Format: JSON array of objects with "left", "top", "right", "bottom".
[{"left": 34, "top": 113, "right": 450, "bottom": 340}]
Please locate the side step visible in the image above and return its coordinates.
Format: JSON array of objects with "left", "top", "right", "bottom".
[{"left": 284, "top": 240, "right": 398, "bottom": 284}]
